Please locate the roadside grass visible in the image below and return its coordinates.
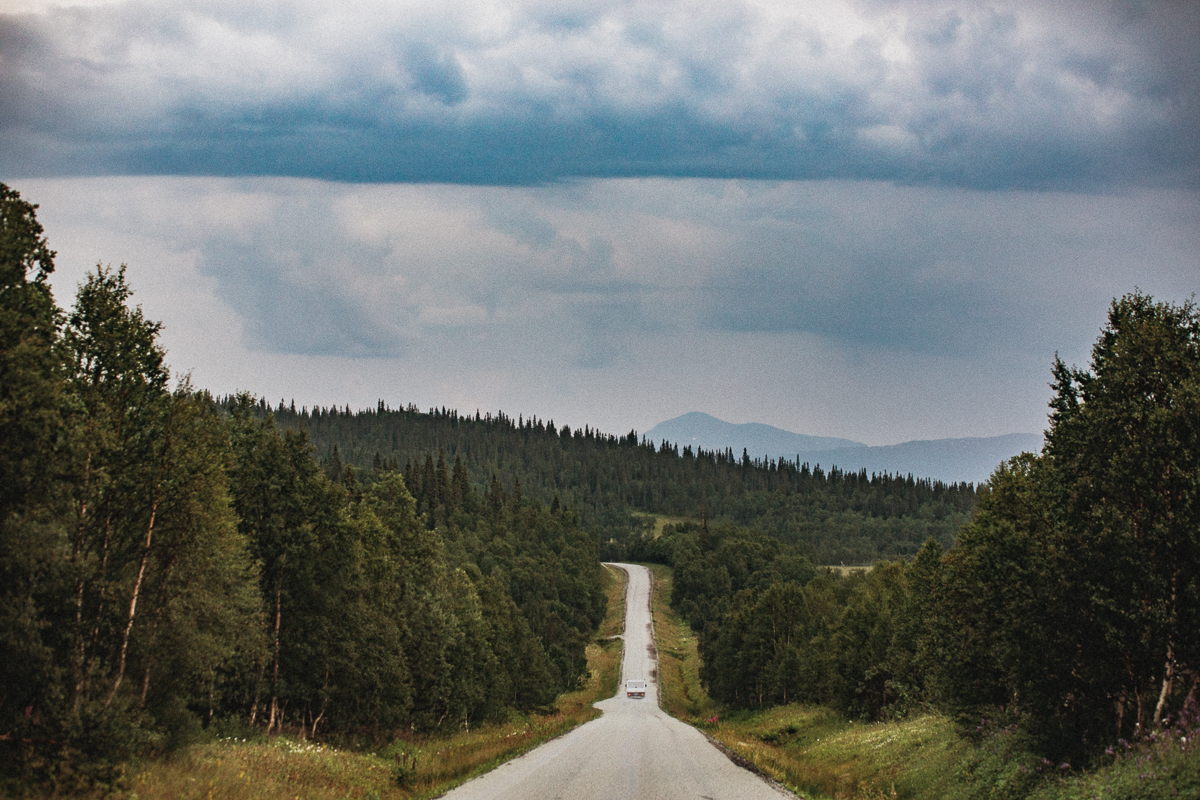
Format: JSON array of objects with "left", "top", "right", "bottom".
[
  {"left": 646, "top": 563, "right": 966, "bottom": 800},
  {"left": 52, "top": 565, "right": 628, "bottom": 800},
  {"left": 706, "top": 707, "right": 967, "bottom": 800},
  {"left": 647, "top": 563, "right": 716, "bottom": 722}
]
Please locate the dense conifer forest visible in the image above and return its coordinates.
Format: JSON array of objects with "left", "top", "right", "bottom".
[{"left": 256, "top": 397, "right": 977, "bottom": 566}]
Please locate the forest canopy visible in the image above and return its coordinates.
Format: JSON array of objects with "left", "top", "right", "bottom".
[{"left": 254, "top": 392, "right": 977, "bottom": 566}]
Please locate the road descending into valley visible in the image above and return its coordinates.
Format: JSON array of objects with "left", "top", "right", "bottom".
[{"left": 442, "top": 563, "right": 795, "bottom": 800}]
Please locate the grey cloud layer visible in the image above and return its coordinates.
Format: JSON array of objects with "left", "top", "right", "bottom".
[
  {"left": 3, "top": 0, "right": 1196, "bottom": 188},
  {"left": 22, "top": 175, "right": 1198, "bottom": 441},
  {"left": 28, "top": 177, "right": 1196, "bottom": 363}
]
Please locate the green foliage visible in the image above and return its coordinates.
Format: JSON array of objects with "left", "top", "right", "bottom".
[
  {"left": 1044, "top": 292, "right": 1200, "bottom": 737},
  {"left": 658, "top": 516, "right": 936, "bottom": 720},
  {"left": 0, "top": 186, "right": 67, "bottom": 788},
  {"left": 257, "top": 402, "right": 977, "bottom": 565},
  {"left": 693, "top": 555, "right": 937, "bottom": 720},
  {"left": 679, "top": 291, "right": 1200, "bottom": 783},
  {"left": 660, "top": 520, "right": 816, "bottom": 634},
  {"left": 0, "top": 232, "right": 264, "bottom": 790},
  {"left": 932, "top": 294, "right": 1200, "bottom": 760},
  {"left": 947, "top": 722, "right": 1050, "bottom": 800},
  {"left": 948, "top": 709, "right": 1200, "bottom": 800},
  {"left": 0, "top": 183, "right": 61, "bottom": 523},
  {"left": 224, "top": 408, "right": 604, "bottom": 737},
  {"left": 1027, "top": 710, "right": 1200, "bottom": 800},
  {"left": 0, "top": 185, "right": 607, "bottom": 790}
]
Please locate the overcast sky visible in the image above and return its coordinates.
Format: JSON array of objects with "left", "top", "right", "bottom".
[{"left": 2, "top": 0, "right": 1197, "bottom": 444}]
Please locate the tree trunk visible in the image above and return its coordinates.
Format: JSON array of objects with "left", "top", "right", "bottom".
[
  {"left": 1153, "top": 642, "right": 1175, "bottom": 727},
  {"left": 105, "top": 415, "right": 173, "bottom": 709},
  {"left": 136, "top": 553, "right": 177, "bottom": 710},
  {"left": 1153, "top": 574, "right": 1179, "bottom": 727},
  {"left": 105, "top": 494, "right": 160, "bottom": 708},
  {"left": 267, "top": 558, "right": 285, "bottom": 732},
  {"left": 139, "top": 663, "right": 152, "bottom": 708},
  {"left": 310, "top": 674, "right": 329, "bottom": 739}
]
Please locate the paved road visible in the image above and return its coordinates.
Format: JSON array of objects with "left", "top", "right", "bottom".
[{"left": 442, "top": 563, "right": 794, "bottom": 800}]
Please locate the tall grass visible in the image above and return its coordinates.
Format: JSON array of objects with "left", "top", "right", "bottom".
[{"left": 33, "top": 565, "right": 628, "bottom": 800}]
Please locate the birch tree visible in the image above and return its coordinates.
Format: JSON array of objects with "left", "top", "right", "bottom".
[{"left": 1044, "top": 293, "right": 1200, "bottom": 733}]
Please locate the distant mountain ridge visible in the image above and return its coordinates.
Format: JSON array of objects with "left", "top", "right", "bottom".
[
  {"left": 645, "top": 412, "right": 1042, "bottom": 485},
  {"left": 646, "top": 411, "right": 866, "bottom": 456}
]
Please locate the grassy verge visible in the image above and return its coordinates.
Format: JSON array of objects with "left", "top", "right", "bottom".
[
  {"left": 647, "top": 563, "right": 716, "bottom": 722},
  {"left": 647, "top": 563, "right": 966, "bottom": 800},
  {"left": 76, "top": 565, "right": 628, "bottom": 800}
]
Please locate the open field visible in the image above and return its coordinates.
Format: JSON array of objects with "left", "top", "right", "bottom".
[
  {"left": 818, "top": 566, "right": 872, "bottom": 576},
  {"left": 39, "top": 565, "right": 628, "bottom": 800},
  {"left": 629, "top": 512, "right": 693, "bottom": 538}
]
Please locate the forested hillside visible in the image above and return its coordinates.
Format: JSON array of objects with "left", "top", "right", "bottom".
[
  {"left": 258, "top": 397, "right": 978, "bottom": 565},
  {"left": 0, "top": 185, "right": 604, "bottom": 790}
]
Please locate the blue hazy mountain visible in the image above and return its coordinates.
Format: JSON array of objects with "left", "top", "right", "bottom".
[
  {"left": 644, "top": 412, "right": 1042, "bottom": 486},
  {"left": 646, "top": 412, "right": 866, "bottom": 456}
]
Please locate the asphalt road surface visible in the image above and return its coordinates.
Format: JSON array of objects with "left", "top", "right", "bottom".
[{"left": 442, "top": 563, "right": 795, "bottom": 800}]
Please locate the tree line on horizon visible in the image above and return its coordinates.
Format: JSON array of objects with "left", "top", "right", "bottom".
[
  {"left": 0, "top": 185, "right": 605, "bottom": 791},
  {"left": 248, "top": 391, "right": 978, "bottom": 566}
]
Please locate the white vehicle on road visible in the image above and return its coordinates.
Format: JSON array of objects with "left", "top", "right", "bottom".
[{"left": 625, "top": 679, "right": 646, "bottom": 698}]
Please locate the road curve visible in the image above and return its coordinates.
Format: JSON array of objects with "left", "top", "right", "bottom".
[{"left": 441, "top": 563, "right": 794, "bottom": 800}]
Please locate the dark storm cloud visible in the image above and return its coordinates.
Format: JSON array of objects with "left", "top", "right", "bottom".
[
  {"left": 709, "top": 262, "right": 1003, "bottom": 355},
  {"left": 2, "top": 0, "right": 1196, "bottom": 188}
]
